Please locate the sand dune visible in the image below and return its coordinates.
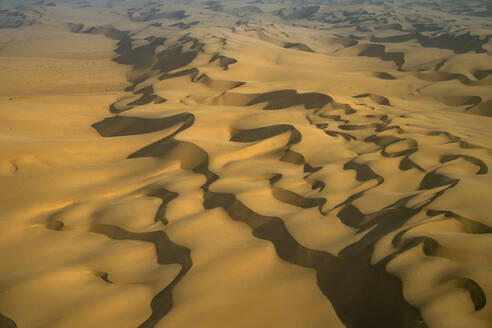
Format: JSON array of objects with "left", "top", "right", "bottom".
[{"left": 0, "top": 0, "right": 491, "bottom": 327}]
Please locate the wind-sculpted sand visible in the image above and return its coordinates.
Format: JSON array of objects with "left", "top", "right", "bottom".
[{"left": 0, "top": 0, "right": 491, "bottom": 327}]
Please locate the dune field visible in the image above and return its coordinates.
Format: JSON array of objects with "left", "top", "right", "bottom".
[{"left": 0, "top": 0, "right": 491, "bottom": 327}]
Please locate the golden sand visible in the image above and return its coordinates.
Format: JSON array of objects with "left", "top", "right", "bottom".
[{"left": 0, "top": 0, "right": 491, "bottom": 327}]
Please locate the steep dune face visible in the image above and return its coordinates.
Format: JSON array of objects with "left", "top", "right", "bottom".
[{"left": 0, "top": 0, "right": 491, "bottom": 328}]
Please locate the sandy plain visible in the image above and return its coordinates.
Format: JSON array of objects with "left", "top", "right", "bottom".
[{"left": 0, "top": 0, "right": 491, "bottom": 327}]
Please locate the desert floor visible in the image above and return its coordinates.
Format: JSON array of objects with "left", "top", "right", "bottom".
[{"left": 0, "top": 0, "right": 491, "bottom": 327}]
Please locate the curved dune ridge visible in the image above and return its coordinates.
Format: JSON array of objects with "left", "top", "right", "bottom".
[{"left": 0, "top": 0, "right": 492, "bottom": 328}]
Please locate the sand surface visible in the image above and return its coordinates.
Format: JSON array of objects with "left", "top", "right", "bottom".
[{"left": 0, "top": 0, "right": 491, "bottom": 327}]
